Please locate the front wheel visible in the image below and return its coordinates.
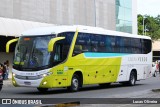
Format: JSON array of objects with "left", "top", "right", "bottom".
[
  {"left": 67, "top": 74, "right": 80, "bottom": 92},
  {"left": 37, "top": 88, "right": 48, "bottom": 93}
]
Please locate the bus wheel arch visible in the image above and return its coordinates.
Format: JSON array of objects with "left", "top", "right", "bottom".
[{"left": 68, "top": 71, "right": 83, "bottom": 92}]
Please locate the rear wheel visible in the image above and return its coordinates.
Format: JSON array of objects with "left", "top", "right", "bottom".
[
  {"left": 37, "top": 88, "right": 48, "bottom": 92},
  {"left": 128, "top": 71, "right": 136, "bottom": 86},
  {"left": 67, "top": 74, "right": 80, "bottom": 92}
]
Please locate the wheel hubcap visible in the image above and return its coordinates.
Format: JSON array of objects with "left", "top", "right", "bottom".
[
  {"left": 73, "top": 78, "right": 78, "bottom": 89},
  {"left": 131, "top": 75, "right": 135, "bottom": 85}
]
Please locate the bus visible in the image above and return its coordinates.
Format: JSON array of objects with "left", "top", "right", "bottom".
[{"left": 6, "top": 25, "right": 152, "bottom": 92}]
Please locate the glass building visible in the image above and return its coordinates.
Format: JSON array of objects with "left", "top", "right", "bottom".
[{"left": 116, "top": 0, "right": 133, "bottom": 33}]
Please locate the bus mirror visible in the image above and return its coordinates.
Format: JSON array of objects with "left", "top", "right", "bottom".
[
  {"left": 48, "top": 37, "right": 65, "bottom": 52},
  {"left": 6, "top": 38, "right": 18, "bottom": 53}
]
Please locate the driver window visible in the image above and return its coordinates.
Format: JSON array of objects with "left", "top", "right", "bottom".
[
  {"left": 54, "top": 44, "right": 60, "bottom": 61},
  {"left": 54, "top": 43, "right": 62, "bottom": 61},
  {"left": 73, "top": 33, "right": 91, "bottom": 56}
]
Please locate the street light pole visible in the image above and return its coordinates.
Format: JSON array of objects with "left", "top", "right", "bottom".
[
  {"left": 145, "top": 25, "right": 147, "bottom": 35},
  {"left": 143, "top": 16, "right": 145, "bottom": 35},
  {"left": 143, "top": 16, "right": 146, "bottom": 35}
]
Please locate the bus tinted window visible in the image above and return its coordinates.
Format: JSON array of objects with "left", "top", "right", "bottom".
[
  {"left": 98, "top": 35, "right": 106, "bottom": 52},
  {"left": 106, "top": 36, "right": 120, "bottom": 53},
  {"left": 123, "top": 37, "right": 131, "bottom": 53},
  {"left": 142, "top": 39, "right": 151, "bottom": 54},
  {"left": 90, "top": 34, "right": 106, "bottom": 52},
  {"left": 57, "top": 32, "right": 74, "bottom": 60},
  {"left": 73, "top": 32, "right": 151, "bottom": 55},
  {"left": 131, "top": 38, "right": 141, "bottom": 54},
  {"left": 73, "top": 33, "right": 91, "bottom": 56}
]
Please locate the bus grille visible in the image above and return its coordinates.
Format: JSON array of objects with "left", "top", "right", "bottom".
[{"left": 15, "top": 75, "right": 42, "bottom": 80}]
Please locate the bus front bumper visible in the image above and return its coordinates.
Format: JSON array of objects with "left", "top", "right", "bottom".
[
  {"left": 12, "top": 75, "right": 68, "bottom": 88},
  {"left": 12, "top": 77, "right": 43, "bottom": 87}
]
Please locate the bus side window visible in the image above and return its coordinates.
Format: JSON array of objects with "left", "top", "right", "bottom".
[
  {"left": 106, "top": 36, "right": 113, "bottom": 53},
  {"left": 73, "top": 45, "right": 82, "bottom": 56},
  {"left": 73, "top": 33, "right": 91, "bottom": 56},
  {"left": 90, "top": 34, "right": 99, "bottom": 52}
]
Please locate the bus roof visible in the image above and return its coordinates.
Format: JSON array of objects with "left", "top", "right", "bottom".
[{"left": 21, "top": 25, "right": 151, "bottom": 40}]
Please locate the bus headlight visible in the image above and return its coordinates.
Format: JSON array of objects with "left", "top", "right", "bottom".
[
  {"left": 43, "top": 81, "right": 47, "bottom": 85},
  {"left": 13, "top": 73, "right": 16, "bottom": 77},
  {"left": 41, "top": 72, "right": 53, "bottom": 77},
  {"left": 42, "top": 74, "right": 47, "bottom": 77}
]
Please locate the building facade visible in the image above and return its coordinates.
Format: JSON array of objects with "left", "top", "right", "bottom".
[
  {"left": 0, "top": 0, "right": 137, "bottom": 65},
  {"left": 0, "top": 0, "right": 137, "bottom": 34}
]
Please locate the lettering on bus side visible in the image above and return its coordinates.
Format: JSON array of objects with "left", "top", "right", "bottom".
[{"left": 128, "top": 57, "right": 148, "bottom": 62}]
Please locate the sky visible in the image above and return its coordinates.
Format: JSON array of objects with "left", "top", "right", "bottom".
[{"left": 137, "top": 0, "right": 160, "bottom": 17}]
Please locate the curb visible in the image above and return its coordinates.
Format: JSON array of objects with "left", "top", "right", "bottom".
[
  {"left": 152, "top": 89, "right": 160, "bottom": 92},
  {"left": 3, "top": 78, "right": 12, "bottom": 86}
]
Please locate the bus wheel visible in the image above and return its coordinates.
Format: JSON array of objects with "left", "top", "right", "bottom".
[
  {"left": 37, "top": 88, "right": 48, "bottom": 92},
  {"left": 128, "top": 71, "right": 136, "bottom": 86},
  {"left": 99, "top": 83, "right": 111, "bottom": 88},
  {"left": 68, "top": 74, "right": 80, "bottom": 92}
]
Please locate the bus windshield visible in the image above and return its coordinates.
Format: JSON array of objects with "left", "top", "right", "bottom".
[{"left": 13, "top": 35, "right": 55, "bottom": 71}]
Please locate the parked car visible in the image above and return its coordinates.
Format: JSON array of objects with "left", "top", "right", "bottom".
[
  {"left": 0, "top": 70, "right": 3, "bottom": 91},
  {"left": 152, "top": 62, "right": 159, "bottom": 77}
]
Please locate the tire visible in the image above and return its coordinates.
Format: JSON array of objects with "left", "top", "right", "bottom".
[
  {"left": 99, "top": 83, "right": 111, "bottom": 88},
  {"left": 127, "top": 71, "right": 136, "bottom": 86},
  {"left": 37, "top": 88, "right": 48, "bottom": 92},
  {"left": 68, "top": 74, "right": 80, "bottom": 92}
]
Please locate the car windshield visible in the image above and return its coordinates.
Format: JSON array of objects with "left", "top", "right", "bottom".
[{"left": 13, "top": 35, "right": 55, "bottom": 70}]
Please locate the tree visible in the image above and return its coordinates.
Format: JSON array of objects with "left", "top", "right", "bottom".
[{"left": 138, "top": 14, "right": 160, "bottom": 40}]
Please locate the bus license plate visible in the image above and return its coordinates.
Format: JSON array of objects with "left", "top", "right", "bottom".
[{"left": 24, "top": 81, "right": 31, "bottom": 85}]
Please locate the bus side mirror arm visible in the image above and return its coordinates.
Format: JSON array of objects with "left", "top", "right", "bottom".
[
  {"left": 48, "top": 37, "right": 65, "bottom": 52},
  {"left": 6, "top": 38, "right": 18, "bottom": 53}
]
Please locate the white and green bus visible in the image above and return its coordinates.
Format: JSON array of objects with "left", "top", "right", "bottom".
[{"left": 7, "top": 25, "right": 152, "bottom": 92}]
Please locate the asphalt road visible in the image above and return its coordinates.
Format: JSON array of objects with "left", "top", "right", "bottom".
[
  {"left": 1, "top": 76, "right": 160, "bottom": 98},
  {"left": 0, "top": 76, "right": 160, "bottom": 106}
]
